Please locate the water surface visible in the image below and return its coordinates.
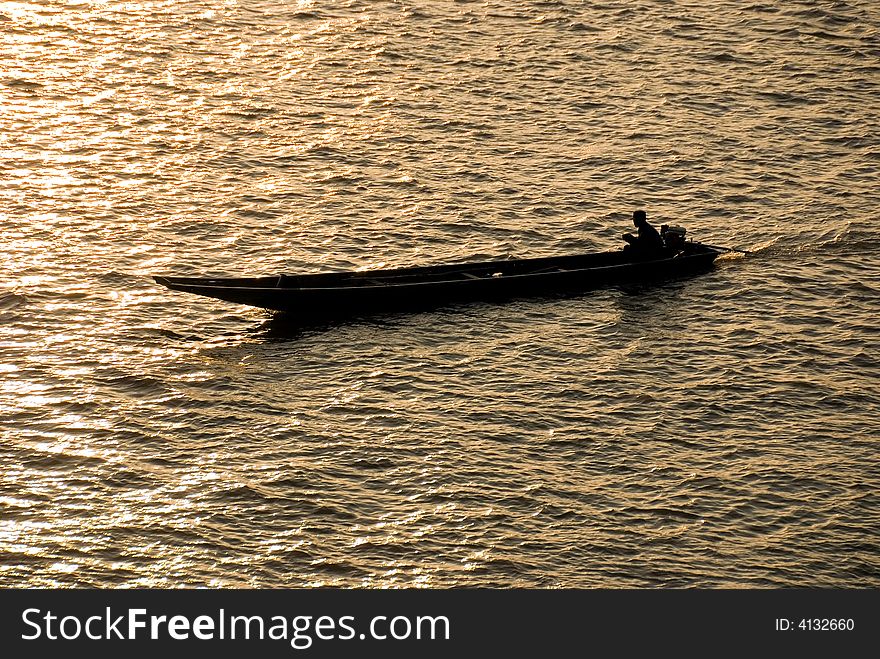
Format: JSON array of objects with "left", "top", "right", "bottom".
[{"left": 1, "top": 0, "right": 878, "bottom": 587}]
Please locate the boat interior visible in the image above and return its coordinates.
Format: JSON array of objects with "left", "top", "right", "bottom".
[{"left": 158, "top": 245, "right": 712, "bottom": 290}]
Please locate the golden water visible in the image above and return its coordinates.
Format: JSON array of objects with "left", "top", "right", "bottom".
[{"left": 1, "top": 0, "right": 878, "bottom": 587}]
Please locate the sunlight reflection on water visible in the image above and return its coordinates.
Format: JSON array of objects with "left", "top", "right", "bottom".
[{"left": 1, "top": 0, "right": 878, "bottom": 588}]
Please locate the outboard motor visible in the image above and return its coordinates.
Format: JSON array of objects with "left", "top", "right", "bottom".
[{"left": 661, "top": 224, "right": 687, "bottom": 250}]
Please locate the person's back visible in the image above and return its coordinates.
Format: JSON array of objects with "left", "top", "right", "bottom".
[{"left": 637, "top": 213, "right": 662, "bottom": 247}]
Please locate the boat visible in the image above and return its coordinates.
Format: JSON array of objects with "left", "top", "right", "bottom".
[{"left": 153, "top": 235, "right": 728, "bottom": 317}]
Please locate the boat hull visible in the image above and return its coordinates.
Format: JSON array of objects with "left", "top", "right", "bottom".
[{"left": 154, "top": 245, "right": 721, "bottom": 316}]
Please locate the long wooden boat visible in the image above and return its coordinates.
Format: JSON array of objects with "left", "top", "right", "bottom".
[{"left": 154, "top": 239, "right": 725, "bottom": 316}]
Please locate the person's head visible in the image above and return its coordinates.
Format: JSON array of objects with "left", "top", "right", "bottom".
[{"left": 632, "top": 210, "right": 647, "bottom": 226}]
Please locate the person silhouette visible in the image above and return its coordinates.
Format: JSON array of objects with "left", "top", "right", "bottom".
[{"left": 622, "top": 210, "right": 663, "bottom": 253}]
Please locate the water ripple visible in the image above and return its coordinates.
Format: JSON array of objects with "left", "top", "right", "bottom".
[{"left": 0, "top": 0, "right": 878, "bottom": 589}]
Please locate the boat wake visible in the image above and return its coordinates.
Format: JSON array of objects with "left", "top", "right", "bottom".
[
  {"left": 810, "top": 223, "right": 880, "bottom": 255},
  {"left": 737, "top": 223, "right": 878, "bottom": 260}
]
